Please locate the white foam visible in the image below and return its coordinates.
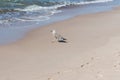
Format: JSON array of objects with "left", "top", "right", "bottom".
[
  {"left": 15, "top": 16, "right": 50, "bottom": 22},
  {"left": 15, "top": 5, "right": 43, "bottom": 11},
  {"left": 75, "top": 0, "right": 113, "bottom": 5},
  {"left": 15, "top": 4, "right": 65, "bottom": 12},
  {"left": 15, "top": 0, "right": 113, "bottom": 13},
  {"left": 14, "top": 4, "right": 64, "bottom": 22}
]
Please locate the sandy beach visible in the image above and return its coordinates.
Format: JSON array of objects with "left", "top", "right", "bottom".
[{"left": 1, "top": 7, "right": 120, "bottom": 80}]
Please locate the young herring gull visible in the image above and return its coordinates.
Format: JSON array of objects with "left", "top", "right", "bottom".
[{"left": 51, "top": 30, "right": 67, "bottom": 43}]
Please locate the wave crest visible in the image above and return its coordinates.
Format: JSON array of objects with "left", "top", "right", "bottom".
[{"left": 0, "top": 0, "right": 114, "bottom": 24}]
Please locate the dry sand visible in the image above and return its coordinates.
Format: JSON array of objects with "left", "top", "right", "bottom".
[{"left": 1, "top": 7, "right": 120, "bottom": 80}]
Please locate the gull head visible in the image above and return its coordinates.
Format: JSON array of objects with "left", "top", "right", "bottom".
[{"left": 51, "top": 30, "right": 56, "bottom": 35}]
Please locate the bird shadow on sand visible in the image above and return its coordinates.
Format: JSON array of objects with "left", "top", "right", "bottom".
[
  {"left": 58, "top": 40, "right": 67, "bottom": 43},
  {"left": 58, "top": 38, "right": 68, "bottom": 43}
]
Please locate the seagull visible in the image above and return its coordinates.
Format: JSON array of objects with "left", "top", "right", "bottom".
[{"left": 51, "top": 30, "right": 67, "bottom": 43}]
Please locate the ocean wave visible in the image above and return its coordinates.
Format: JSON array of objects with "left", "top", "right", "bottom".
[
  {"left": 15, "top": 16, "right": 50, "bottom": 21},
  {"left": 74, "top": 0, "right": 113, "bottom": 5},
  {"left": 15, "top": 4, "right": 66, "bottom": 12},
  {"left": 0, "top": 0, "right": 114, "bottom": 24},
  {"left": 15, "top": 0, "right": 113, "bottom": 12}
]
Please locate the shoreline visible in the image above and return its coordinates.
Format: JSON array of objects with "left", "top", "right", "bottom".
[
  {"left": 1, "top": 6, "right": 120, "bottom": 80},
  {"left": 0, "top": 0, "right": 117, "bottom": 45},
  {"left": 1, "top": 6, "right": 118, "bottom": 46}
]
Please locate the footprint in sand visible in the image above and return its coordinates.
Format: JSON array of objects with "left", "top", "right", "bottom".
[
  {"left": 57, "top": 72, "right": 61, "bottom": 75},
  {"left": 81, "top": 64, "right": 84, "bottom": 68},
  {"left": 95, "top": 71, "right": 104, "bottom": 79},
  {"left": 80, "top": 62, "right": 89, "bottom": 68},
  {"left": 114, "top": 61, "right": 120, "bottom": 71},
  {"left": 114, "top": 51, "right": 120, "bottom": 57},
  {"left": 91, "top": 57, "right": 94, "bottom": 60},
  {"left": 79, "top": 57, "right": 94, "bottom": 69},
  {"left": 117, "top": 52, "right": 120, "bottom": 56},
  {"left": 48, "top": 78, "right": 54, "bottom": 80},
  {"left": 112, "top": 51, "right": 120, "bottom": 71},
  {"left": 46, "top": 57, "right": 94, "bottom": 80}
]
